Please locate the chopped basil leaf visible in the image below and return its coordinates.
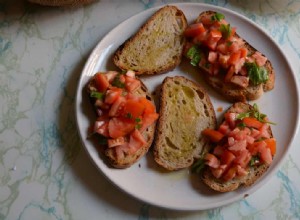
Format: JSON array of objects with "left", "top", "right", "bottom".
[
  {"left": 245, "top": 62, "right": 269, "bottom": 86},
  {"left": 237, "top": 122, "right": 246, "bottom": 128},
  {"left": 211, "top": 12, "right": 225, "bottom": 22},
  {"left": 135, "top": 117, "right": 141, "bottom": 123},
  {"left": 187, "top": 45, "right": 202, "bottom": 66},
  {"left": 126, "top": 113, "right": 133, "bottom": 119},
  {"left": 249, "top": 155, "right": 260, "bottom": 166},
  {"left": 111, "top": 74, "right": 125, "bottom": 88},
  {"left": 191, "top": 158, "right": 206, "bottom": 173},
  {"left": 220, "top": 24, "right": 231, "bottom": 39},
  {"left": 90, "top": 91, "right": 104, "bottom": 100}
]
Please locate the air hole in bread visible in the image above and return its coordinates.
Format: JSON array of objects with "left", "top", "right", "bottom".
[
  {"left": 174, "top": 80, "right": 180, "bottom": 85},
  {"left": 197, "top": 91, "right": 205, "bottom": 99},
  {"left": 182, "top": 100, "right": 186, "bottom": 105},
  {"left": 204, "top": 104, "right": 209, "bottom": 117},
  {"left": 165, "top": 137, "right": 179, "bottom": 150}
]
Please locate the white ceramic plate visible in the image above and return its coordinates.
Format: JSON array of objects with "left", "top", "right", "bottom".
[{"left": 75, "top": 3, "right": 299, "bottom": 210}]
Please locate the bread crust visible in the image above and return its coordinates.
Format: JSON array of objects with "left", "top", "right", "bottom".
[
  {"left": 86, "top": 75, "right": 157, "bottom": 168},
  {"left": 113, "top": 5, "right": 188, "bottom": 75},
  {"left": 201, "top": 102, "right": 273, "bottom": 192},
  {"left": 193, "top": 11, "right": 275, "bottom": 102},
  {"left": 153, "top": 76, "right": 217, "bottom": 170}
]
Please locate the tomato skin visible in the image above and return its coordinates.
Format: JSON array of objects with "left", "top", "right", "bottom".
[
  {"left": 140, "top": 112, "right": 159, "bottom": 132},
  {"left": 220, "top": 150, "right": 236, "bottom": 165},
  {"left": 264, "top": 138, "right": 276, "bottom": 156},
  {"left": 108, "top": 117, "right": 135, "bottom": 139},
  {"left": 242, "top": 117, "right": 264, "bottom": 129},
  {"left": 122, "top": 99, "right": 145, "bottom": 119},
  {"left": 202, "top": 129, "right": 224, "bottom": 143},
  {"left": 95, "top": 73, "right": 109, "bottom": 92},
  {"left": 139, "top": 97, "right": 156, "bottom": 115},
  {"left": 184, "top": 23, "right": 206, "bottom": 37},
  {"left": 104, "top": 87, "right": 122, "bottom": 104}
]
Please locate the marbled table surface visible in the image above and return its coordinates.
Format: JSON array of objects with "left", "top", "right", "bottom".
[{"left": 1, "top": 0, "right": 300, "bottom": 219}]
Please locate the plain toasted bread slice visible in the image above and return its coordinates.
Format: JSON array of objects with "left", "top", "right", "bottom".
[
  {"left": 113, "top": 5, "right": 188, "bottom": 75},
  {"left": 153, "top": 76, "right": 217, "bottom": 170},
  {"left": 193, "top": 11, "right": 275, "bottom": 102},
  {"left": 87, "top": 74, "right": 157, "bottom": 168},
  {"left": 201, "top": 102, "right": 273, "bottom": 192}
]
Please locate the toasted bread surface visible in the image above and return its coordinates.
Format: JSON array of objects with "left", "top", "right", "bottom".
[
  {"left": 153, "top": 76, "right": 217, "bottom": 170},
  {"left": 201, "top": 102, "right": 273, "bottom": 192},
  {"left": 192, "top": 11, "right": 275, "bottom": 102},
  {"left": 113, "top": 5, "right": 188, "bottom": 75},
  {"left": 87, "top": 75, "right": 157, "bottom": 168}
]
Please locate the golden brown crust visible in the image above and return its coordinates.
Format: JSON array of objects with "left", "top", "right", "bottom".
[
  {"left": 113, "top": 5, "right": 188, "bottom": 75},
  {"left": 194, "top": 11, "right": 275, "bottom": 102},
  {"left": 201, "top": 102, "right": 273, "bottom": 192}
]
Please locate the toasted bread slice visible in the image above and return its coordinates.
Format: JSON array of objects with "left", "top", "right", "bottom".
[
  {"left": 201, "top": 102, "right": 273, "bottom": 192},
  {"left": 189, "top": 11, "right": 275, "bottom": 102},
  {"left": 86, "top": 73, "right": 157, "bottom": 168},
  {"left": 113, "top": 5, "right": 188, "bottom": 75},
  {"left": 153, "top": 76, "right": 217, "bottom": 170}
]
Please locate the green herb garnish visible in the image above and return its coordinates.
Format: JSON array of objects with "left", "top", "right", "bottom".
[
  {"left": 135, "top": 117, "right": 142, "bottom": 129},
  {"left": 111, "top": 74, "right": 125, "bottom": 88},
  {"left": 220, "top": 24, "right": 232, "bottom": 39},
  {"left": 245, "top": 62, "right": 269, "bottom": 86},
  {"left": 249, "top": 155, "right": 260, "bottom": 166},
  {"left": 211, "top": 12, "right": 225, "bottom": 22},
  {"left": 90, "top": 91, "right": 104, "bottom": 100},
  {"left": 191, "top": 159, "right": 206, "bottom": 173},
  {"left": 126, "top": 113, "right": 133, "bottom": 119},
  {"left": 236, "top": 103, "right": 276, "bottom": 125},
  {"left": 186, "top": 45, "right": 202, "bottom": 66}
]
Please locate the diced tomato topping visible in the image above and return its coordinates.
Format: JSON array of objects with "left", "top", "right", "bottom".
[
  {"left": 264, "top": 138, "right": 276, "bottom": 156},
  {"left": 213, "top": 145, "right": 225, "bottom": 157},
  {"left": 108, "top": 117, "right": 135, "bottom": 139},
  {"left": 95, "top": 73, "right": 109, "bottom": 92},
  {"left": 205, "top": 153, "right": 220, "bottom": 169},
  {"left": 224, "top": 66, "right": 235, "bottom": 82},
  {"left": 230, "top": 75, "right": 249, "bottom": 88},
  {"left": 202, "top": 128, "right": 224, "bottom": 142},
  {"left": 184, "top": 23, "right": 206, "bottom": 37},
  {"left": 109, "top": 96, "right": 126, "bottom": 117},
  {"left": 125, "top": 76, "right": 141, "bottom": 92},
  {"left": 208, "top": 51, "right": 218, "bottom": 63},
  {"left": 222, "top": 166, "right": 237, "bottom": 181},
  {"left": 122, "top": 98, "right": 145, "bottom": 119},
  {"left": 252, "top": 51, "right": 267, "bottom": 66},
  {"left": 224, "top": 112, "right": 237, "bottom": 129},
  {"left": 140, "top": 113, "right": 159, "bottom": 132},
  {"left": 128, "top": 129, "right": 147, "bottom": 154},
  {"left": 220, "top": 150, "right": 236, "bottom": 166},
  {"left": 104, "top": 87, "right": 122, "bottom": 104},
  {"left": 139, "top": 97, "right": 156, "bottom": 115},
  {"left": 242, "top": 117, "right": 263, "bottom": 129},
  {"left": 105, "top": 71, "right": 118, "bottom": 82}
]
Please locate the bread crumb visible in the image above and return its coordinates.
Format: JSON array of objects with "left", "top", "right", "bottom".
[{"left": 216, "top": 107, "right": 223, "bottom": 112}]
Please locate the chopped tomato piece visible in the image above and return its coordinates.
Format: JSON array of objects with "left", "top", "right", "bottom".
[
  {"left": 140, "top": 112, "right": 159, "bottom": 132},
  {"left": 220, "top": 150, "right": 236, "bottom": 165},
  {"left": 252, "top": 51, "right": 267, "bottom": 66},
  {"left": 208, "top": 51, "right": 218, "bottom": 63},
  {"left": 104, "top": 87, "right": 122, "bottom": 104},
  {"left": 202, "top": 128, "right": 224, "bottom": 143},
  {"left": 224, "top": 112, "right": 237, "bottom": 129},
  {"left": 108, "top": 117, "right": 135, "bottom": 139},
  {"left": 258, "top": 143, "right": 273, "bottom": 165},
  {"left": 222, "top": 166, "right": 237, "bottom": 181},
  {"left": 122, "top": 98, "right": 145, "bottom": 119},
  {"left": 109, "top": 96, "right": 126, "bottom": 117},
  {"left": 105, "top": 71, "right": 118, "bottom": 82},
  {"left": 264, "top": 138, "right": 276, "bottom": 156},
  {"left": 95, "top": 121, "right": 109, "bottom": 137},
  {"left": 239, "top": 48, "right": 248, "bottom": 58},
  {"left": 128, "top": 129, "right": 146, "bottom": 154},
  {"left": 125, "top": 76, "right": 141, "bottom": 92},
  {"left": 227, "top": 50, "right": 241, "bottom": 66},
  {"left": 230, "top": 75, "right": 249, "bottom": 88},
  {"left": 139, "top": 97, "right": 156, "bottom": 115},
  {"left": 184, "top": 23, "right": 206, "bottom": 37},
  {"left": 95, "top": 73, "right": 109, "bottom": 92},
  {"left": 224, "top": 66, "right": 235, "bottom": 82},
  {"left": 242, "top": 117, "right": 264, "bottom": 129},
  {"left": 210, "top": 29, "right": 222, "bottom": 39},
  {"left": 205, "top": 153, "right": 220, "bottom": 169}
]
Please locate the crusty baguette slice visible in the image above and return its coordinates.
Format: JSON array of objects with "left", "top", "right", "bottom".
[
  {"left": 153, "top": 76, "right": 217, "bottom": 170},
  {"left": 201, "top": 102, "right": 273, "bottom": 192},
  {"left": 193, "top": 11, "right": 275, "bottom": 102},
  {"left": 86, "top": 74, "right": 157, "bottom": 168},
  {"left": 113, "top": 5, "right": 188, "bottom": 75}
]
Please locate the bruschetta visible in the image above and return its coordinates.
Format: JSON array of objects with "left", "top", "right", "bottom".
[
  {"left": 184, "top": 11, "right": 275, "bottom": 102},
  {"left": 86, "top": 70, "right": 159, "bottom": 168}
]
